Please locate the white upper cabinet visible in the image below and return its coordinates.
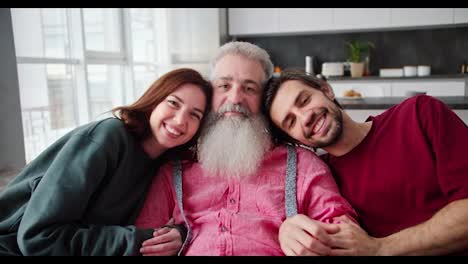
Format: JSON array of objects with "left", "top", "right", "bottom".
[
  {"left": 390, "top": 8, "right": 453, "bottom": 27},
  {"left": 228, "top": 8, "right": 278, "bottom": 35},
  {"left": 333, "top": 8, "right": 391, "bottom": 30},
  {"left": 278, "top": 8, "right": 333, "bottom": 33},
  {"left": 228, "top": 8, "right": 462, "bottom": 36},
  {"left": 454, "top": 8, "right": 468, "bottom": 24}
]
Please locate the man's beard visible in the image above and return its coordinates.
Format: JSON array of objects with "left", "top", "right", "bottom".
[
  {"left": 306, "top": 105, "right": 343, "bottom": 148},
  {"left": 197, "top": 104, "right": 272, "bottom": 180}
]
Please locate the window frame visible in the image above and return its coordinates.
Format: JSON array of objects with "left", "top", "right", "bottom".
[{"left": 12, "top": 7, "right": 219, "bottom": 163}]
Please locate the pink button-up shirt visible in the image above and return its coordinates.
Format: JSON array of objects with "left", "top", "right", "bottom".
[{"left": 135, "top": 145, "right": 357, "bottom": 255}]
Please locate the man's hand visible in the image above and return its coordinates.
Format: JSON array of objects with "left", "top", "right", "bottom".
[
  {"left": 279, "top": 214, "right": 340, "bottom": 256},
  {"left": 329, "top": 215, "right": 382, "bottom": 256},
  {"left": 139, "top": 226, "right": 183, "bottom": 256}
]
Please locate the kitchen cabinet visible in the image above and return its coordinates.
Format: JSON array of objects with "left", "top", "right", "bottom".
[
  {"left": 345, "top": 109, "right": 468, "bottom": 125},
  {"left": 228, "top": 8, "right": 278, "bottom": 35},
  {"left": 329, "top": 79, "right": 466, "bottom": 97},
  {"left": 228, "top": 8, "right": 464, "bottom": 36},
  {"left": 390, "top": 8, "right": 453, "bottom": 27},
  {"left": 278, "top": 8, "right": 333, "bottom": 33},
  {"left": 328, "top": 81, "right": 392, "bottom": 98},
  {"left": 391, "top": 81, "right": 465, "bottom": 97},
  {"left": 454, "top": 8, "right": 468, "bottom": 24},
  {"left": 333, "top": 8, "right": 391, "bottom": 30},
  {"left": 453, "top": 110, "right": 468, "bottom": 125},
  {"left": 345, "top": 109, "right": 386, "bottom": 122}
]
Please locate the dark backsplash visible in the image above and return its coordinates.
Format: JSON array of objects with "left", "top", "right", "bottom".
[{"left": 236, "top": 27, "right": 468, "bottom": 76}]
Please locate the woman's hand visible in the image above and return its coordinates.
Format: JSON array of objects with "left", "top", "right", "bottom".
[{"left": 139, "top": 226, "right": 183, "bottom": 256}]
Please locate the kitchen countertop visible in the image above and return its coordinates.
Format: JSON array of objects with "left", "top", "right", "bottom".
[
  {"left": 328, "top": 74, "right": 468, "bottom": 82},
  {"left": 337, "top": 96, "right": 468, "bottom": 109}
]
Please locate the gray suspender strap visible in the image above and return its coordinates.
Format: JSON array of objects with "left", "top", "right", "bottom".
[
  {"left": 285, "top": 144, "right": 298, "bottom": 218},
  {"left": 173, "top": 158, "right": 192, "bottom": 256}
]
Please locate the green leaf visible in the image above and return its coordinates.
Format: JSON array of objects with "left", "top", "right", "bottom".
[{"left": 346, "top": 41, "right": 374, "bottom": 63}]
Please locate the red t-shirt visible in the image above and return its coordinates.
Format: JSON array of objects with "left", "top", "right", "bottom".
[{"left": 323, "top": 95, "right": 468, "bottom": 237}]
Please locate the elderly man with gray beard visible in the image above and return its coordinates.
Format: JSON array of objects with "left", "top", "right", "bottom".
[{"left": 133, "top": 41, "right": 357, "bottom": 256}]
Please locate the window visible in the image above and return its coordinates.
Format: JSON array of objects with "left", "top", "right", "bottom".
[
  {"left": 87, "top": 64, "right": 124, "bottom": 119},
  {"left": 11, "top": 8, "right": 220, "bottom": 163},
  {"left": 83, "top": 8, "right": 122, "bottom": 53}
]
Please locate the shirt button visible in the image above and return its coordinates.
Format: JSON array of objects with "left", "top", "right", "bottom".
[
  {"left": 221, "top": 225, "right": 228, "bottom": 232},
  {"left": 229, "top": 198, "right": 236, "bottom": 204}
]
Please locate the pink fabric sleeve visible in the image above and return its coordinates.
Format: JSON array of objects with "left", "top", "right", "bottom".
[
  {"left": 296, "top": 148, "right": 358, "bottom": 224},
  {"left": 134, "top": 163, "right": 175, "bottom": 229}
]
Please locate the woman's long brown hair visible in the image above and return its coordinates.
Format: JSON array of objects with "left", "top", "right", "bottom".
[{"left": 112, "top": 68, "right": 212, "bottom": 152}]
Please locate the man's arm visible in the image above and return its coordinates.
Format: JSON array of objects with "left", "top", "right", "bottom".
[
  {"left": 380, "top": 198, "right": 468, "bottom": 255},
  {"left": 373, "top": 98, "right": 468, "bottom": 255},
  {"left": 278, "top": 148, "right": 358, "bottom": 256},
  {"left": 330, "top": 199, "right": 468, "bottom": 255}
]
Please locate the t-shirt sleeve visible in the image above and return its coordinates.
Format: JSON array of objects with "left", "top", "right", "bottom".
[
  {"left": 416, "top": 96, "right": 468, "bottom": 202},
  {"left": 17, "top": 133, "right": 153, "bottom": 256},
  {"left": 135, "top": 163, "right": 175, "bottom": 229},
  {"left": 296, "top": 148, "right": 358, "bottom": 224}
]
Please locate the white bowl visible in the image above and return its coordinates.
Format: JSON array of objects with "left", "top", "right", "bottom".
[
  {"left": 403, "top": 66, "right": 417, "bottom": 77},
  {"left": 417, "top": 65, "right": 431, "bottom": 76}
]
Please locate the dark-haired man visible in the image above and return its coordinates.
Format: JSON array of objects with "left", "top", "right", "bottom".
[{"left": 264, "top": 69, "right": 468, "bottom": 255}]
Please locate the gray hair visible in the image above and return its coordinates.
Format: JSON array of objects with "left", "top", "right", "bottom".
[{"left": 209, "top": 41, "right": 274, "bottom": 84}]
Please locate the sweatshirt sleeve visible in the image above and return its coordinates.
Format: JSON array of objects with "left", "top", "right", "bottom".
[
  {"left": 17, "top": 133, "right": 153, "bottom": 256},
  {"left": 296, "top": 148, "right": 358, "bottom": 224}
]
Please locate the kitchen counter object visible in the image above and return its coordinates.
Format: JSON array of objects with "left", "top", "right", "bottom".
[{"left": 337, "top": 96, "right": 468, "bottom": 110}]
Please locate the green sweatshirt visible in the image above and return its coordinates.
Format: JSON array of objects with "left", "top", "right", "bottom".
[{"left": 0, "top": 118, "right": 158, "bottom": 255}]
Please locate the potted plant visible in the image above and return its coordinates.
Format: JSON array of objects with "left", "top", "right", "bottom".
[{"left": 346, "top": 40, "right": 374, "bottom": 77}]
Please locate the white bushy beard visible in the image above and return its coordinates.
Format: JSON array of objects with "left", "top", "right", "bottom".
[{"left": 198, "top": 104, "right": 272, "bottom": 180}]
